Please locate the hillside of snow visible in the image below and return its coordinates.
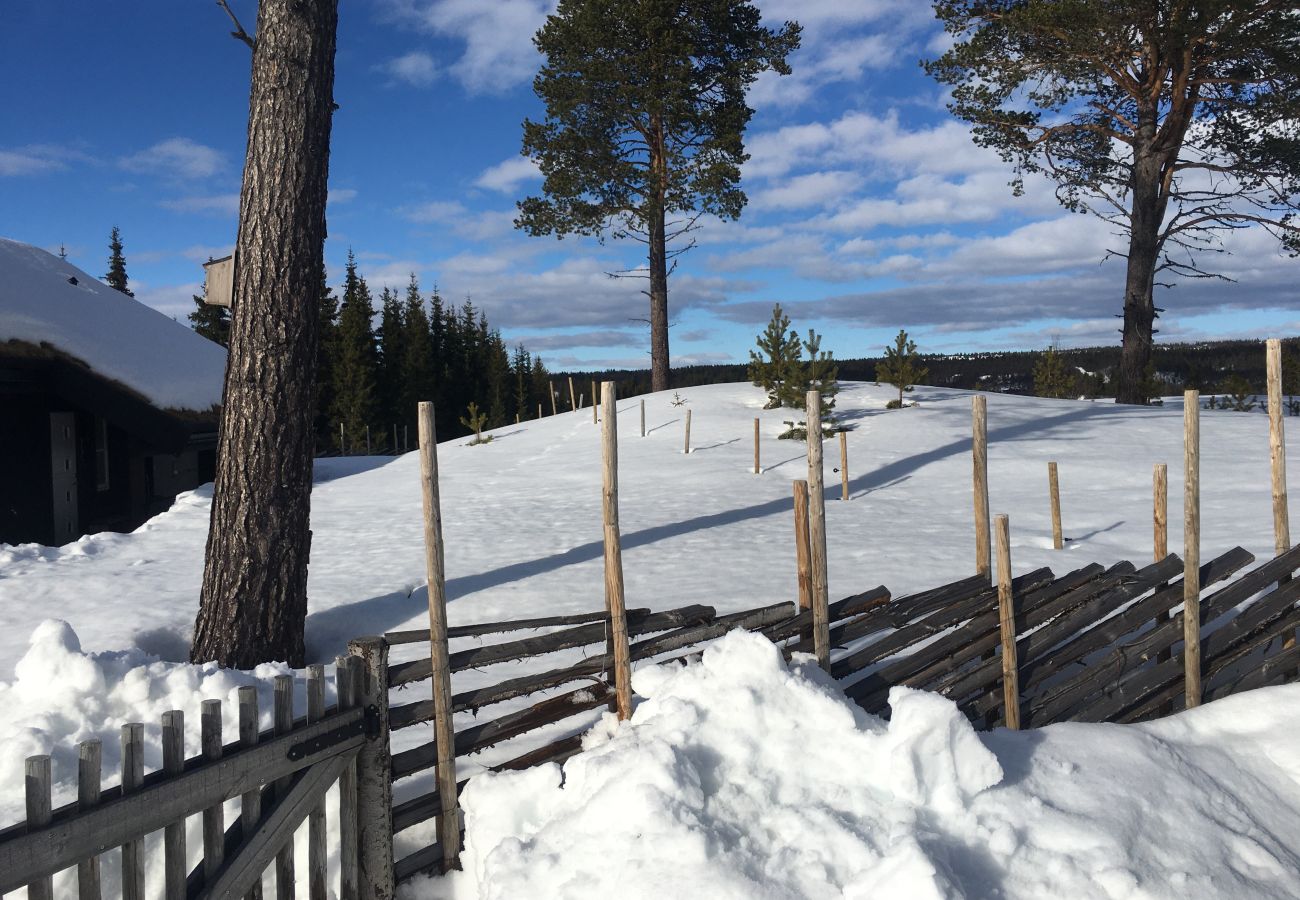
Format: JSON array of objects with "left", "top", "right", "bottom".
[
  {"left": 2, "top": 382, "right": 1299, "bottom": 897},
  {"left": 0, "top": 237, "right": 225, "bottom": 410}
]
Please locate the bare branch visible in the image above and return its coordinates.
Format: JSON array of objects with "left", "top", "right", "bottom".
[{"left": 216, "top": 0, "right": 256, "bottom": 50}]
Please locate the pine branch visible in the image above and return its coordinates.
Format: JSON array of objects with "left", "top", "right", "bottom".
[{"left": 216, "top": 0, "right": 256, "bottom": 51}]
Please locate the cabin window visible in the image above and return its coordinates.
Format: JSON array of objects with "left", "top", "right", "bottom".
[{"left": 94, "top": 417, "right": 110, "bottom": 491}]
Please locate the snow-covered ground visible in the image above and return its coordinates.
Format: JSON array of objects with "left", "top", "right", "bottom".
[{"left": 2, "top": 382, "right": 1298, "bottom": 898}]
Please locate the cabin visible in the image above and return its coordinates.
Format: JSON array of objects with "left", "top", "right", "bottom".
[{"left": 0, "top": 238, "right": 227, "bottom": 546}]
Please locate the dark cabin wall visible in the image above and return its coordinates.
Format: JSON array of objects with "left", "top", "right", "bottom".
[{"left": 0, "top": 397, "right": 54, "bottom": 545}]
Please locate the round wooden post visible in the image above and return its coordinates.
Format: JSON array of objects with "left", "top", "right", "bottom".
[
  {"left": 121, "top": 723, "right": 145, "bottom": 900},
  {"left": 684, "top": 408, "right": 692, "bottom": 454},
  {"left": 549, "top": 381, "right": 557, "bottom": 416},
  {"left": 806, "top": 391, "right": 830, "bottom": 671},
  {"left": 162, "top": 711, "right": 186, "bottom": 900},
  {"left": 568, "top": 376, "right": 576, "bottom": 411},
  {"left": 839, "top": 431, "right": 849, "bottom": 500},
  {"left": 25, "top": 755, "right": 52, "bottom": 900},
  {"left": 349, "top": 636, "right": 394, "bottom": 897},
  {"left": 994, "top": 515, "right": 1020, "bottom": 729},
  {"left": 793, "top": 480, "right": 812, "bottom": 613},
  {"left": 1047, "top": 461, "right": 1062, "bottom": 549},
  {"left": 592, "top": 379, "right": 599, "bottom": 424},
  {"left": 77, "top": 740, "right": 102, "bottom": 900},
  {"left": 640, "top": 398, "right": 646, "bottom": 437},
  {"left": 417, "top": 401, "right": 461, "bottom": 869},
  {"left": 602, "top": 382, "right": 634, "bottom": 719},
  {"left": 1154, "top": 463, "right": 1168, "bottom": 560},
  {"left": 1268, "top": 339, "right": 1290, "bottom": 557},
  {"left": 1184, "top": 391, "right": 1202, "bottom": 708},
  {"left": 972, "top": 395, "right": 991, "bottom": 581},
  {"left": 753, "top": 418, "right": 761, "bottom": 474}
]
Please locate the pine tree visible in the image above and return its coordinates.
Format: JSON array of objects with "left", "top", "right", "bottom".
[
  {"left": 530, "top": 354, "right": 552, "bottom": 416},
  {"left": 797, "top": 329, "right": 839, "bottom": 426},
  {"left": 377, "top": 285, "right": 406, "bottom": 429},
  {"left": 1033, "top": 347, "right": 1077, "bottom": 399},
  {"left": 460, "top": 401, "right": 491, "bottom": 445},
  {"left": 485, "top": 329, "right": 510, "bottom": 427},
  {"left": 512, "top": 344, "right": 533, "bottom": 419},
  {"left": 748, "top": 304, "right": 803, "bottom": 409},
  {"left": 314, "top": 265, "right": 339, "bottom": 449},
  {"left": 331, "top": 252, "right": 382, "bottom": 451},
  {"left": 398, "top": 275, "right": 436, "bottom": 437},
  {"left": 104, "top": 226, "right": 133, "bottom": 297},
  {"left": 188, "top": 285, "right": 230, "bottom": 346},
  {"left": 876, "top": 329, "right": 928, "bottom": 408}
]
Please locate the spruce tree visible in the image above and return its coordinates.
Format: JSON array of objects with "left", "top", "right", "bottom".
[
  {"left": 314, "top": 266, "right": 339, "bottom": 449},
  {"left": 748, "top": 303, "right": 803, "bottom": 409},
  {"left": 876, "top": 329, "right": 928, "bottom": 408},
  {"left": 797, "top": 328, "right": 839, "bottom": 426},
  {"left": 104, "top": 225, "right": 133, "bottom": 297},
  {"left": 398, "top": 275, "right": 437, "bottom": 436},
  {"left": 530, "top": 354, "right": 552, "bottom": 415},
  {"left": 486, "top": 329, "right": 510, "bottom": 427},
  {"left": 1033, "top": 347, "right": 1077, "bottom": 399},
  {"left": 377, "top": 285, "right": 406, "bottom": 429},
  {"left": 331, "top": 252, "right": 382, "bottom": 451},
  {"left": 188, "top": 286, "right": 230, "bottom": 346},
  {"left": 512, "top": 344, "right": 533, "bottom": 419}
]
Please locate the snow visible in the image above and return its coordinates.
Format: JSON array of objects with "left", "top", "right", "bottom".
[
  {"left": 0, "top": 237, "right": 225, "bottom": 410},
  {"left": 419, "top": 630, "right": 1300, "bottom": 900},
  {"left": 1, "top": 381, "right": 1299, "bottom": 897}
]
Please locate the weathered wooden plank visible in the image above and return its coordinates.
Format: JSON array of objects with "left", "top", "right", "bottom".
[
  {"left": 25, "top": 755, "right": 53, "bottom": 900},
  {"left": 392, "top": 777, "right": 473, "bottom": 835},
  {"left": 202, "top": 699, "right": 225, "bottom": 886},
  {"left": 307, "top": 667, "right": 328, "bottom": 900},
  {"left": 272, "top": 678, "right": 293, "bottom": 900},
  {"left": 161, "top": 711, "right": 185, "bottom": 900},
  {"left": 192, "top": 755, "right": 351, "bottom": 900},
  {"left": 385, "top": 608, "right": 653, "bottom": 644},
  {"left": 336, "top": 657, "right": 360, "bottom": 900},
  {"left": 0, "top": 707, "right": 366, "bottom": 893},
  {"left": 351, "top": 639, "right": 394, "bottom": 900},
  {"left": 121, "top": 723, "right": 144, "bottom": 900},
  {"left": 766, "top": 586, "right": 891, "bottom": 651},
  {"left": 391, "top": 683, "right": 613, "bottom": 782},
  {"left": 394, "top": 841, "right": 446, "bottom": 884},
  {"left": 388, "top": 605, "right": 714, "bottom": 685},
  {"left": 236, "top": 687, "right": 262, "bottom": 900}
]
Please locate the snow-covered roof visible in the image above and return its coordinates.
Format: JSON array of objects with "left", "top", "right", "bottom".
[{"left": 0, "top": 237, "right": 225, "bottom": 411}]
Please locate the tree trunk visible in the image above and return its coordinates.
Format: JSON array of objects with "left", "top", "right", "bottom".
[
  {"left": 1116, "top": 141, "right": 1164, "bottom": 405},
  {"left": 192, "top": 0, "right": 339, "bottom": 668},
  {"left": 648, "top": 204, "right": 670, "bottom": 393}
]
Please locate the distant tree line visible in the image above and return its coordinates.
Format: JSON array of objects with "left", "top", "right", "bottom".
[{"left": 189, "top": 250, "right": 553, "bottom": 449}]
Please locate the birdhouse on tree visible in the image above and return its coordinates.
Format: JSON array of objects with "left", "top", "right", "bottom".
[{"left": 202, "top": 255, "right": 234, "bottom": 308}]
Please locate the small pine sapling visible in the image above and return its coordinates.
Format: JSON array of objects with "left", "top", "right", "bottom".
[
  {"left": 876, "top": 329, "right": 928, "bottom": 409},
  {"left": 670, "top": 392, "right": 689, "bottom": 407},
  {"left": 1219, "top": 373, "right": 1257, "bottom": 412},
  {"left": 460, "top": 401, "right": 492, "bottom": 445},
  {"left": 1032, "top": 346, "right": 1076, "bottom": 399},
  {"left": 748, "top": 303, "right": 802, "bottom": 409}
]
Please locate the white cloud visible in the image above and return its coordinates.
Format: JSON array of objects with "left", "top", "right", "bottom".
[
  {"left": 160, "top": 194, "right": 240, "bottom": 216},
  {"left": 120, "top": 138, "right": 225, "bottom": 180},
  {"left": 0, "top": 144, "right": 82, "bottom": 176},
  {"left": 377, "top": 51, "right": 439, "bottom": 87},
  {"left": 401, "top": 200, "right": 468, "bottom": 223},
  {"left": 329, "top": 188, "right": 359, "bottom": 205},
  {"left": 474, "top": 156, "right": 541, "bottom": 193},
  {"left": 751, "top": 171, "right": 860, "bottom": 211},
  {"left": 376, "top": 0, "right": 555, "bottom": 94},
  {"left": 133, "top": 281, "right": 203, "bottom": 320}
]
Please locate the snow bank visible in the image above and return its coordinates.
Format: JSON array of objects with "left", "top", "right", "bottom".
[
  {"left": 420, "top": 631, "right": 1300, "bottom": 900},
  {"left": 0, "top": 237, "right": 225, "bottom": 410}
]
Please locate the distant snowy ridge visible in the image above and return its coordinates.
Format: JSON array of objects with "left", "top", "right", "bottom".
[{"left": 0, "top": 237, "right": 225, "bottom": 411}]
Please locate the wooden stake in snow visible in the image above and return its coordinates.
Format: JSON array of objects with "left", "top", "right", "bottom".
[
  {"left": 1184, "top": 391, "right": 1202, "bottom": 708},
  {"left": 793, "top": 480, "right": 812, "bottom": 613},
  {"left": 973, "top": 395, "right": 991, "bottom": 581},
  {"left": 754, "top": 417, "right": 761, "bottom": 474},
  {"left": 1268, "top": 339, "right": 1290, "bottom": 558},
  {"left": 340, "top": 421, "right": 345, "bottom": 455},
  {"left": 1048, "top": 461, "right": 1062, "bottom": 549},
  {"left": 568, "top": 376, "right": 576, "bottom": 411},
  {"left": 336, "top": 657, "right": 360, "bottom": 899},
  {"left": 417, "top": 401, "right": 461, "bottom": 868},
  {"left": 684, "top": 408, "right": 692, "bottom": 454},
  {"left": 307, "top": 665, "right": 327, "bottom": 899},
  {"left": 592, "top": 379, "right": 599, "bottom": 424},
  {"left": 995, "top": 515, "right": 1020, "bottom": 729},
  {"left": 77, "top": 740, "right": 102, "bottom": 900},
  {"left": 807, "top": 391, "right": 830, "bottom": 671},
  {"left": 24, "top": 755, "right": 52, "bottom": 900},
  {"left": 601, "top": 382, "right": 634, "bottom": 719},
  {"left": 350, "top": 636, "right": 394, "bottom": 894},
  {"left": 122, "top": 722, "right": 145, "bottom": 900},
  {"left": 1154, "top": 463, "right": 1168, "bottom": 561},
  {"left": 839, "top": 431, "right": 849, "bottom": 500},
  {"left": 641, "top": 398, "right": 646, "bottom": 437},
  {"left": 161, "top": 711, "right": 185, "bottom": 900}
]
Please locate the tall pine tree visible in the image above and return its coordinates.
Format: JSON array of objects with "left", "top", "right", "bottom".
[
  {"left": 331, "top": 252, "right": 382, "bottom": 451},
  {"left": 188, "top": 285, "right": 230, "bottom": 346},
  {"left": 314, "top": 264, "right": 339, "bottom": 449},
  {"left": 104, "top": 225, "right": 133, "bottom": 297},
  {"left": 377, "top": 285, "right": 406, "bottom": 430},
  {"left": 398, "top": 275, "right": 437, "bottom": 439}
]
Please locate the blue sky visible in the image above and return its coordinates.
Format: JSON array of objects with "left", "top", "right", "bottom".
[{"left": 2, "top": 0, "right": 1296, "bottom": 371}]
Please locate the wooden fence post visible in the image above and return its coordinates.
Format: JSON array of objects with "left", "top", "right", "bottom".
[
  {"left": 201, "top": 701, "right": 225, "bottom": 887},
  {"left": 602, "top": 382, "right": 634, "bottom": 720},
  {"left": 336, "top": 656, "right": 360, "bottom": 900},
  {"left": 568, "top": 376, "right": 576, "bottom": 411},
  {"left": 417, "top": 401, "right": 461, "bottom": 870},
  {"left": 121, "top": 723, "right": 145, "bottom": 900},
  {"left": 807, "top": 391, "right": 830, "bottom": 671},
  {"left": 350, "top": 636, "right": 394, "bottom": 898},
  {"left": 1268, "top": 339, "right": 1290, "bottom": 558},
  {"left": 684, "top": 408, "right": 692, "bottom": 454},
  {"left": 640, "top": 398, "right": 646, "bottom": 438},
  {"left": 77, "top": 740, "right": 102, "bottom": 900},
  {"left": 793, "top": 480, "right": 812, "bottom": 614},
  {"left": 839, "top": 431, "right": 849, "bottom": 500},
  {"left": 25, "top": 755, "right": 52, "bottom": 900},
  {"left": 393, "top": 424, "right": 399, "bottom": 456},
  {"left": 307, "top": 665, "right": 328, "bottom": 899},
  {"left": 972, "top": 395, "right": 991, "bottom": 581},
  {"left": 1154, "top": 463, "right": 1168, "bottom": 561},
  {"left": 994, "top": 515, "right": 1020, "bottom": 729},
  {"left": 272, "top": 680, "right": 293, "bottom": 898},
  {"left": 237, "top": 687, "right": 262, "bottom": 900},
  {"left": 754, "top": 418, "right": 760, "bottom": 474},
  {"left": 549, "top": 381, "right": 557, "bottom": 416},
  {"left": 366, "top": 426, "right": 371, "bottom": 455},
  {"left": 592, "top": 380, "right": 599, "bottom": 424},
  {"left": 161, "top": 711, "right": 185, "bottom": 900},
  {"left": 340, "top": 422, "right": 345, "bottom": 455},
  {"left": 1184, "top": 390, "right": 1202, "bottom": 708},
  {"left": 1047, "top": 461, "right": 1062, "bottom": 549}
]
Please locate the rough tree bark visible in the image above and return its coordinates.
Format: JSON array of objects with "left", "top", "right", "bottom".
[
  {"left": 192, "top": 0, "right": 339, "bottom": 668},
  {"left": 648, "top": 112, "right": 670, "bottom": 394}
]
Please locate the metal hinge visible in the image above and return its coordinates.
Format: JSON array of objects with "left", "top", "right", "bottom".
[{"left": 286, "top": 705, "right": 381, "bottom": 761}]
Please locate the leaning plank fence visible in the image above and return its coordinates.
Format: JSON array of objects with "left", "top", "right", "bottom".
[{"left": 3, "top": 341, "right": 1300, "bottom": 896}]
